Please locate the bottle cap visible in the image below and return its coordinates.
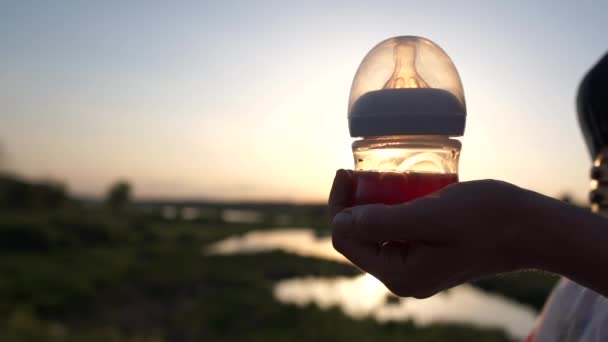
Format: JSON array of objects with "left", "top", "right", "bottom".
[{"left": 348, "top": 36, "right": 466, "bottom": 137}]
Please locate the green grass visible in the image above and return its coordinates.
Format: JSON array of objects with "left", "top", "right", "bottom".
[{"left": 0, "top": 205, "right": 554, "bottom": 341}]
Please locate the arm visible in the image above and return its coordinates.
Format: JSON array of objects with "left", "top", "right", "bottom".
[
  {"left": 328, "top": 169, "right": 608, "bottom": 298},
  {"left": 529, "top": 196, "right": 608, "bottom": 297}
]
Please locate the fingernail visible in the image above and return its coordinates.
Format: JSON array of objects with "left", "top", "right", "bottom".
[{"left": 333, "top": 210, "right": 353, "bottom": 228}]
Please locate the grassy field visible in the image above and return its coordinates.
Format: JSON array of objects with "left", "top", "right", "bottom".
[{"left": 0, "top": 176, "right": 559, "bottom": 341}]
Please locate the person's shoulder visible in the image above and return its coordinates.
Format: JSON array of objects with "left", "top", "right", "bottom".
[{"left": 533, "top": 278, "right": 608, "bottom": 342}]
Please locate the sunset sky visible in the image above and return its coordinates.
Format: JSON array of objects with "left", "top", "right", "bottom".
[{"left": 1, "top": 0, "right": 607, "bottom": 202}]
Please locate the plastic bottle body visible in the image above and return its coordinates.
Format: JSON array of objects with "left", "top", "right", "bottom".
[{"left": 351, "top": 136, "right": 460, "bottom": 205}]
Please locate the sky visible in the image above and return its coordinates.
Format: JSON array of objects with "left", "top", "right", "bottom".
[{"left": 1, "top": 0, "right": 607, "bottom": 202}]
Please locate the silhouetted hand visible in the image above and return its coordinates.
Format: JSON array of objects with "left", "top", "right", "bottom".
[{"left": 328, "top": 169, "right": 605, "bottom": 298}]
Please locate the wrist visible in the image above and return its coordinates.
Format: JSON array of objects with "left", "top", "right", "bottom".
[
  {"left": 515, "top": 192, "right": 608, "bottom": 297},
  {"left": 524, "top": 194, "right": 607, "bottom": 278},
  {"left": 512, "top": 190, "right": 576, "bottom": 272},
  {"left": 496, "top": 187, "right": 551, "bottom": 272}
]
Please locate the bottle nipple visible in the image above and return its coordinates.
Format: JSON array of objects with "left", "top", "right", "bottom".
[{"left": 383, "top": 41, "right": 429, "bottom": 89}]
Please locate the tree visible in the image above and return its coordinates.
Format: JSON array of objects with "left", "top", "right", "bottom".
[
  {"left": 31, "top": 181, "right": 67, "bottom": 208},
  {"left": 0, "top": 176, "right": 67, "bottom": 210},
  {"left": 0, "top": 142, "right": 5, "bottom": 171},
  {"left": 106, "top": 181, "right": 132, "bottom": 211}
]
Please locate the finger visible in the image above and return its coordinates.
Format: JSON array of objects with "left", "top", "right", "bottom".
[
  {"left": 332, "top": 210, "right": 383, "bottom": 275},
  {"left": 377, "top": 243, "right": 455, "bottom": 298},
  {"left": 400, "top": 246, "right": 466, "bottom": 298},
  {"left": 328, "top": 169, "right": 354, "bottom": 221},
  {"left": 349, "top": 200, "right": 440, "bottom": 243},
  {"left": 332, "top": 209, "right": 415, "bottom": 278},
  {"left": 334, "top": 209, "right": 454, "bottom": 297},
  {"left": 377, "top": 242, "right": 424, "bottom": 297}
]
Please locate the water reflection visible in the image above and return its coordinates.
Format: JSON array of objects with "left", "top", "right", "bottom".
[
  {"left": 161, "top": 205, "right": 219, "bottom": 221},
  {"left": 221, "top": 209, "right": 264, "bottom": 224},
  {"left": 206, "top": 228, "right": 343, "bottom": 262},
  {"left": 162, "top": 205, "right": 178, "bottom": 220},
  {"left": 181, "top": 207, "right": 201, "bottom": 220},
  {"left": 274, "top": 274, "right": 386, "bottom": 318},
  {"left": 275, "top": 274, "right": 537, "bottom": 339},
  {"left": 207, "top": 228, "right": 537, "bottom": 339}
]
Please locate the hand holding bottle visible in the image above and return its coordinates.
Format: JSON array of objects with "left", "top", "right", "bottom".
[{"left": 329, "top": 169, "right": 608, "bottom": 299}]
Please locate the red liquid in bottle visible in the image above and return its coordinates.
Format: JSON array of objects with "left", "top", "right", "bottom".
[{"left": 352, "top": 171, "right": 458, "bottom": 206}]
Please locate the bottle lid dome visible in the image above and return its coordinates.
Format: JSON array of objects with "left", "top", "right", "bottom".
[{"left": 348, "top": 36, "right": 466, "bottom": 137}]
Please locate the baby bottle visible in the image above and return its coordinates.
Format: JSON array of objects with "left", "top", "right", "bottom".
[{"left": 348, "top": 36, "right": 467, "bottom": 205}]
